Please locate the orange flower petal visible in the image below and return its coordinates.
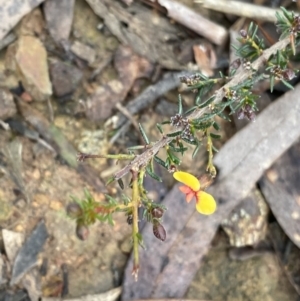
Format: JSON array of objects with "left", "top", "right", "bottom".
[
  {"left": 178, "top": 186, "right": 195, "bottom": 203},
  {"left": 195, "top": 191, "right": 216, "bottom": 215},
  {"left": 185, "top": 192, "right": 195, "bottom": 203},
  {"left": 173, "top": 171, "right": 200, "bottom": 192},
  {"left": 178, "top": 185, "right": 192, "bottom": 194}
]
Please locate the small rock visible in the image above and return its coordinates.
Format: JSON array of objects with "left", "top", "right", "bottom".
[
  {"left": 0, "top": 89, "right": 17, "bottom": 120},
  {"left": 20, "top": 91, "right": 33, "bottom": 102},
  {"left": 5, "top": 42, "right": 18, "bottom": 72},
  {"left": 0, "top": 33, "right": 16, "bottom": 52},
  {"left": 2, "top": 229, "right": 25, "bottom": 263},
  {"left": 0, "top": 0, "right": 46, "bottom": 41},
  {"left": 2, "top": 290, "right": 30, "bottom": 301},
  {"left": 15, "top": 225, "right": 25, "bottom": 232},
  {"left": 4, "top": 43, "right": 17, "bottom": 73},
  {"left": 19, "top": 8, "right": 45, "bottom": 37},
  {"left": 49, "top": 59, "right": 83, "bottom": 98},
  {"left": 33, "top": 194, "right": 50, "bottom": 206},
  {"left": 49, "top": 200, "right": 63, "bottom": 211},
  {"left": 44, "top": 0, "right": 75, "bottom": 44},
  {"left": 0, "top": 255, "right": 8, "bottom": 285},
  {"left": 31, "top": 168, "right": 41, "bottom": 180},
  {"left": 22, "top": 269, "right": 41, "bottom": 301},
  {"left": 15, "top": 35, "right": 52, "bottom": 101},
  {"left": 222, "top": 189, "right": 269, "bottom": 247},
  {"left": 71, "top": 41, "right": 96, "bottom": 65}
]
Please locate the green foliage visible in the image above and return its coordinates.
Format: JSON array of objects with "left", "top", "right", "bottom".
[{"left": 70, "top": 6, "right": 300, "bottom": 279}]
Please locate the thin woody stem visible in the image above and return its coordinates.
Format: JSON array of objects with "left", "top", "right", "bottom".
[
  {"left": 77, "top": 152, "right": 135, "bottom": 162},
  {"left": 131, "top": 169, "right": 140, "bottom": 281}
]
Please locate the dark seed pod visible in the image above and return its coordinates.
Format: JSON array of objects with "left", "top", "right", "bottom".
[
  {"left": 153, "top": 222, "right": 166, "bottom": 241},
  {"left": 66, "top": 202, "right": 83, "bottom": 219},
  {"left": 127, "top": 214, "right": 133, "bottom": 225},
  {"left": 76, "top": 223, "right": 89, "bottom": 241},
  {"left": 118, "top": 179, "right": 124, "bottom": 190},
  {"left": 151, "top": 207, "right": 164, "bottom": 219}
]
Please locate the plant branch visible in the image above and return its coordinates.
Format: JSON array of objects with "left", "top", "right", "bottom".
[{"left": 113, "top": 35, "right": 291, "bottom": 180}]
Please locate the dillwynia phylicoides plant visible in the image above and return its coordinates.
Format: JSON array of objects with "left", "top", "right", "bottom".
[{"left": 66, "top": 7, "right": 299, "bottom": 279}]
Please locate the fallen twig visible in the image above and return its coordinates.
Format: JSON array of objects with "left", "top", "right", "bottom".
[
  {"left": 155, "top": 0, "right": 227, "bottom": 45},
  {"left": 195, "top": 0, "right": 280, "bottom": 23},
  {"left": 107, "top": 71, "right": 193, "bottom": 130}
]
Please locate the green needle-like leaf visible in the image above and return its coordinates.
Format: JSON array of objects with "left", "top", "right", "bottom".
[
  {"left": 210, "top": 133, "right": 221, "bottom": 140},
  {"left": 281, "top": 79, "right": 294, "bottom": 90},
  {"left": 156, "top": 123, "right": 163, "bottom": 134},
  {"left": 139, "top": 123, "right": 150, "bottom": 144},
  {"left": 154, "top": 156, "right": 168, "bottom": 169},
  {"left": 167, "top": 130, "right": 183, "bottom": 138},
  {"left": 106, "top": 176, "right": 116, "bottom": 186},
  {"left": 146, "top": 166, "right": 162, "bottom": 182},
  {"left": 192, "top": 141, "right": 201, "bottom": 159}
]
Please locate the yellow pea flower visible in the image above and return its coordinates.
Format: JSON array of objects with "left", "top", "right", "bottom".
[{"left": 173, "top": 171, "right": 216, "bottom": 215}]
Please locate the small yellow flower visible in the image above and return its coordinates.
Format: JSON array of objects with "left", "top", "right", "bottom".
[{"left": 173, "top": 171, "right": 216, "bottom": 215}]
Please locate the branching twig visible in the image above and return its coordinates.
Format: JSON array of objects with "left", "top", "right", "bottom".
[{"left": 112, "top": 35, "right": 291, "bottom": 181}]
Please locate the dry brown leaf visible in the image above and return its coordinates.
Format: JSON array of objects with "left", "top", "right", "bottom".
[{"left": 193, "top": 43, "right": 216, "bottom": 77}]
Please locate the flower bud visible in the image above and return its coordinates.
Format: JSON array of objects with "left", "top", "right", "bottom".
[
  {"left": 66, "top": 202, "right": 83, "bottom": 219},
  {"left": 231, "top": 58, "right": 241, "bottom": 70},
  {"left": 237, "top": 108, "right": 245, "bottom": 120},
  {"left": 246, "top": 111, "right": 256, "bottom": 122},
  {"left": 76, "top": 223, "right": 89, "bottom": 241},
  {"left": 151, "top": 207, "right": 164, "bottom": 219},
  {"left": 240, "top": 29, "right": 247, "bottom": 38},
  {"left": 282, "top": 69, "right": 295, "bottom": 81},
  {"left": 169, "top": 165, "right": 177, "bottom": 173},
  {"left": 153, "top": 222, "right": 166, "bottom": 241},
  {"left": 244, "top": 104, "right": 253, "bottom": 113}
]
